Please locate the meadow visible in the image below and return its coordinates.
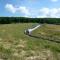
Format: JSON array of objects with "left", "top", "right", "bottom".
[{"left": 0, "top": 23, "right": 60, "bottom": 60}]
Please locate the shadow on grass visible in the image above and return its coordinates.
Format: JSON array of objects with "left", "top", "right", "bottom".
[{"left": 28, "top": 34, "right": 60, "bottom": 43}]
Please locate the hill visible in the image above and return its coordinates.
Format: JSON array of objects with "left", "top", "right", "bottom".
[{"left": 0, "top": 23, "right": 60, "bottom": 60}]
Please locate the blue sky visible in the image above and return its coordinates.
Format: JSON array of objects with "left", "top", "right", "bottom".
[{"left": 0, "top": 0, "right": 60, "bottom": 18}]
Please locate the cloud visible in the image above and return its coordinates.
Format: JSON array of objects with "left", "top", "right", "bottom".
[
  {"left": 5, "top": 4, "right": 30, "bottom": 16},
  {"left": 39, "top": 8, "right": 49, "bottom": 15},
  {"left": 37, "top": 8, "right": 60, "bottom": 18},
  {"left": 18, "top": 6, "right": 30, "bottom": 15},
  {"left": 5, "top": 4, "right": 17, "bottom": 13},
  {"left": 5, "top": 4, "right": 60, "bottom": 18},
  {"left": 51, "top": 0, "right": 58, "bottom": 2}
]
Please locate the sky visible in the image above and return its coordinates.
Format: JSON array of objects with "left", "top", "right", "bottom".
[{"left": 0, "top": 0, "right": 60, "bottom": 18}]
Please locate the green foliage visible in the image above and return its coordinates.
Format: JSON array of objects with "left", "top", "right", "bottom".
[{"left": 0, "top": 17, "right": 60, "bottom": 24}]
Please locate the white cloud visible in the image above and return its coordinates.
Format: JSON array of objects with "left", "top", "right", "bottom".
[
  {"left": 37, "top": 15, "right": 47, "bottom": 18},
  {"left": 51, "top": 0, "right": 58, "bottom": 2},
  {"left": 5, "top": 4, "right": 60, "bottom": 18},
  {"left": 39, "top": 8, "right": 49, "bottom": 15},
  {"left": 37, "top": 8, "right": 60, "bottom": 18},
  {"left": 5, "top": 4, "right": 30, "bottom": 16},
  {"left": 18, "top": 6, "right": 30, "bottom": 15},
  {"left": 5, "top": 4, "right": 17, "bottom": 13}
]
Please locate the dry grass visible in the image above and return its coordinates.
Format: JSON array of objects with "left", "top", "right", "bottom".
[{"left": 0, "top": 23, "right": 60, "bottom": 60}]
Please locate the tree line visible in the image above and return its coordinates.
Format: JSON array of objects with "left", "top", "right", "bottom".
[{"left": 0, "top": 17, "right": 60, "bottom": 24}]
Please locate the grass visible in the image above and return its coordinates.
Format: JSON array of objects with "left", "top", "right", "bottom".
[{"left": 0, "top": 23, "right": 60, "bottom": 60}]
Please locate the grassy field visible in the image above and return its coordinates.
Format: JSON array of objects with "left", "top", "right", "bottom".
[{"left": 0, "top": 23, "right": 60, "bottom": 60}]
